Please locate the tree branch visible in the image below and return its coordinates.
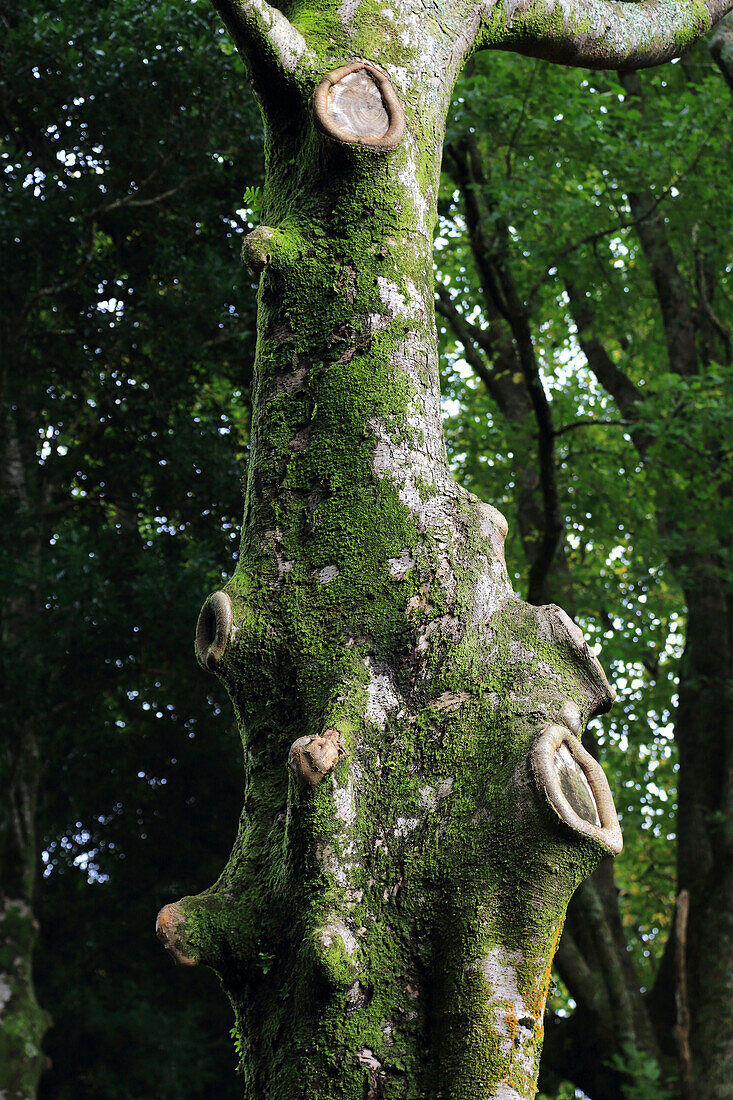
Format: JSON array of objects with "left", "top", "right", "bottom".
[
  {"left": 709, "top": 9, "right": 733, "bottom": 89},
  {"left": 528, "top": 98, "right": 726, "bottom": 308},
  {"left": 209, "top": 0, "right": 313, "bottom": 80},
  {"left": 444, "top": 137, "right": 564, "bottom": 604},
  {"left": 504, "top": 61, "right": 539, "bottom": 178},
  {"left": 21, "top": 219, "right": 98, "bottom": 321},
  {"left": 618, "top": 72, "right": 698, "bottom": 377},
  {"left": 96, "top": 171, "right": 203, "bottom": 215},
  {"left": 564, "top": 277, "right": 650, "bottom": 456},
  {"left": 482, "top": 0, "right": 733, "bottom": 70},
  {"left": 554, "top": 417, "right": 631, "bottom": 436},
  {"left": 435, "top": 284, "right": 505, "bottom": 402},
  {"left": 436, "top": 285, "right": 564, "bottom": 601}
]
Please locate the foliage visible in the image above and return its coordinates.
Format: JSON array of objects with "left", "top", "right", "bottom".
[
  {"left": 607, "top": 1045, "right": 678, "bottom": 1100},
  {"left": 1, "top": 0, "right": 263, "bottom": 1094}
]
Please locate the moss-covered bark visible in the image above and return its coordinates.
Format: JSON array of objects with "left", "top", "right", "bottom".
[
  {"left": 157, "top": 0, "right": 733, "bottom": 1095},
  {"left": 0, "top": 724, "right": 49, "bottom": 1099},
  {"left": 0, "top": 409, "right": 50, "bottom": 1097}
]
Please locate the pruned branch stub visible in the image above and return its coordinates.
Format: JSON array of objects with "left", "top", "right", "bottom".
[
  {"left": 312, "top": 62, "right": 406, "bottom": 151},
  {"left": 532, "top": 724, "right": 623, "bottom": 855}
]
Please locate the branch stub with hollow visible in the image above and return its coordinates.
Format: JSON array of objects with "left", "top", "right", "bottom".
[
  {"left": 312, "top": 62, "right": 406, "bottom": 151},
  {"left": 532, "top": 723, "right": 623, "bottom": 855},
  {"left": 289, "top": 727, "right": 345, "bottom": 788},
  {"left": 195, "top": 591, "right": 232, "bottom": 672}
]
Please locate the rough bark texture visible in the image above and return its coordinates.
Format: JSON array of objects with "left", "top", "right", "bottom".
[
  {"left": 0, "top": 405, "right": 50, "bottom": 1098},
  {"left": 157, "top": 0, "right": 733, "bottom": 1097}
]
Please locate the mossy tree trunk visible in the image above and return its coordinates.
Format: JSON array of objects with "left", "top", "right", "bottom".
[
  {"left": 0, "top": 412, "right": 50, "bottom": 1098},
  {"left": 0, "top": 714, "right": 48, "bottom": 1100},
  {"left": 157, "top": 0, "right": 733, "bottom": 1096}
]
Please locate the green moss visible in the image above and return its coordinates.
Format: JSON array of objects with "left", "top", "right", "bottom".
[
  {"left": 0, "top": 901, "right": 50, "bottom": 1099},
  {"left": 172, "top": 14, "right": 619, "bottom": 1098}
]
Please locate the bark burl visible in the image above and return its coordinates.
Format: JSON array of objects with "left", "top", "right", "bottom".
[{"left": 157, "top": 0, "right": 733, "bottom": 1096}]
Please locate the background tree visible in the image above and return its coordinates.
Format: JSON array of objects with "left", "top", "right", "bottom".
[
  {"left": 436, "top": 29, "right": 732, "bottom": 1096},
  {"left": 0, "top": 0, "right": 260, "bottom": 1094}
]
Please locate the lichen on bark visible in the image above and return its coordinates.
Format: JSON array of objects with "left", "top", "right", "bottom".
[
  {"left": 0, "top": 896, "right": 50, "bottom": 1097},
  {"left": 157, "top": 0, "right": 733, "bottom": 1095}
]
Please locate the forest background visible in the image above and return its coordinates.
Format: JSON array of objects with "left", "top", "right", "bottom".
[{"left": 1, "top": 0, "right": 731, "bottom": 1097}]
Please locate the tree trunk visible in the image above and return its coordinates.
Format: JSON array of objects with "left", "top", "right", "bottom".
[
  {"left": 0, "top": 407, "right": 50, "bottom": 1098},
  {"left": 155, "top": 0, "right": 733, "bottom": 1095},
  {"left": 158, "top": 42, "right": 619, "bottom": 1100},
  {"left": 650, "top": 561, "right": 733, "bottom": 1100},
  {"left": 0, "top": 723, "right": 48, "bottom": 1100}
]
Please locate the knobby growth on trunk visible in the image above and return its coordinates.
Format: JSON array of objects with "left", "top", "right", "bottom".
[
  {"left": 436, "top": 32, "right": 733, "bottom": 1095},
  {"left": 155, "top": 0, "right": 733, "bottom": 1096}
]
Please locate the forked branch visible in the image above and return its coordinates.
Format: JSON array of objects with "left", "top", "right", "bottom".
[
  {"left": 209, "top": 0, "right": 313, "bottom": 79},
  {"left": 482, "top": 0, "right": 733, "bottom": 69}
]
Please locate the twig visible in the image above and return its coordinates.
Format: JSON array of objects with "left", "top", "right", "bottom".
[
  {"left": 22, "top": 218, "right": 98, "bottom": 318},
  {"left": 505, "top": 62, "right": 539, "bottom": 178},
  {"left": 673, "top": 890, "right": 695, "bottom": 1100},
  {"left": 553, "top": 418, "right": 630, "bottom": 436}
]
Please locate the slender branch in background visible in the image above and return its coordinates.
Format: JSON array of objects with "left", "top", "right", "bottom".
[
  {"left": 88, "top": 149, "right": 178, "bottom": 210},
  {"left": 201, "top": 329, "right": 251, "bottom": 350},
  {"left": 436, "top": 283, "right": 570, "bottom": 610},
  {"left": 563, "top": 276, "right": 650, "bottom": 455},
  {"left": 24, "top": 497, "right": 107, "bottom": 522},
  {"left": 445, "top": 137, "right": 564, "bottom": 604},
  {"left": 528, "top": 220, "right": 638, "bottom": 310},
  {"left": 21, "top": 219, "right": 97, "bottom": 320},
  {"left": 527, "top": 111, "right": 728, "bottom": 310},
  {"left": 553, "top": 418, "right": 631, "bottom": 436},
  {"left": 18, "top": 160, "right": 205, "bottom": 331},
  {"left": 674, "top": 890, "right": 695, "bottom": 1100},
  {"left": 435, "top": 288, "right": 504, "bottom": 402},
  {"left": 553, "top": 922, "right": 611, "bottom": 1021},
  {"left": 96, "top": 170, "right": 202, "bottom": 214},
  {"left": 693, "top": 234, "right": 733, "bottom": 364},
  {"left": 504, "top": 60, "right": 539, "bottom": 177},
  {"left": 443, "top": 142, "right": 514, "bottom": 325}
]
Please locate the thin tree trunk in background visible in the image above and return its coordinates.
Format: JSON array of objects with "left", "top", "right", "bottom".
[
  {"left": 440, "top": 141, "right": 565, "bottom": 609},
  {"left": 0, "top": 402, "right": 50, "bottom": 1098},
  {"left": 437, "top": 162, "right": 659, "bottom": 1096}
]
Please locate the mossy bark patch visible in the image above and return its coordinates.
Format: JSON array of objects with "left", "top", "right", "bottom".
[{"left": 153, "top": 1, "right": 661, "bottom": 1095}]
